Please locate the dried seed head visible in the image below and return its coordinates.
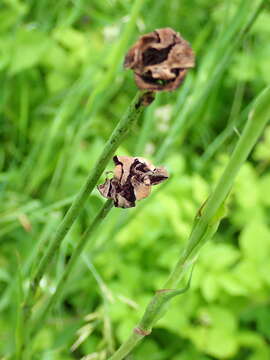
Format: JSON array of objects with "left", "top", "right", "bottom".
[
  {"left": 98, "top": 156, "right": 169, "bottom": 208},
  {"left": 124, "top": 27, "right": 195, "bottom": 91}
]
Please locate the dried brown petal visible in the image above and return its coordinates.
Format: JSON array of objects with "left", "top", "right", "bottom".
[
  {"left": 98, "top": 178, "right": 111, "bottom": 198},
  {"left": 113, "top": 155, "right": 133, "bottom": 184},
  {"left": 115, "top": 193, "right": 135, "bottom": 208},
  {"left": 124, "top": 27, "right": 195, "bottom": 91},
  {"left": 131, "top": 176, "right": 151, "bottom": 200},
  {"left": 98, "top": 156, "right": 169, "bottom": 208}
]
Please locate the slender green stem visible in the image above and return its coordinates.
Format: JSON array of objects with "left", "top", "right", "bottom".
[
  {"left": 155, "top": 0, "right": 265, "bottom": 162},
  {"left": 109, "top": 276, "right": 193, "bottom": 360},
  {"left": 135, "top": 94, "right": 159, "bottom": 154},
  {"left": 20, "top": 90, "right": 153, "bottom": 356},
  {"left": 85, "top": 0, "right": 145, "bottom": 113},
  {"left": 108, "top": 86, "right": 270, "bottom": 360},
  {"left": 31, "top": 199, "right": 113, "bottom": 335}
]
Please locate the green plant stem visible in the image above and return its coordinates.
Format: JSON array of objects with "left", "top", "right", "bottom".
[
  {"left": 165, "top": 85, "right": 270, "bottom": 288},
  {"left": 109, "top": 280, "right": 192, "bottom": 360},
  {"left": 155, "top": 0, "right": 264, "bottom": 162},
  {"left": 31, "top": 199, "right": 113, "bottom": 336},
  {"left": 108, "top": 86, "right": 270, "bottom": 360},
  {"left": 20, "top": 90, "right": 152, "bottom": 356},
  {"left": 85, "top": 0, "right": 145, "bottom": 113},
  {"left": 109, "top": 332, "right": 142, "bottom": 360}
]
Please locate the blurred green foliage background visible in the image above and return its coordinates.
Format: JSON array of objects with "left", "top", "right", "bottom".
[{"left": 1, "top": 0, "right": 270, "bottom": 359}]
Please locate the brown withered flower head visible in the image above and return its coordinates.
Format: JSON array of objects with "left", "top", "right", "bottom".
[
  {"left": 98, "top": 156, "right": 169, "bottom": 208},
  {"left": 124, "top": 27, "right": 195, "bottom": 91}
]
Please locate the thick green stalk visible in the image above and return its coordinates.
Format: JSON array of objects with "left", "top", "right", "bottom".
[
  {"left": 165, "top": 85, "right": 270, "bottom": 288},
  {"left": 20, "top": 90, "right": 153, "bottom": 356},
  {"left": 31, "top": 199, "right": 113, "bottom": 335},
  {"left": 108, "top": 86, "right": 270, "bottom": 360},
  {"left": 108, "top": 293, "right": 174, "bottom": 360},
  {"left": 109, "top": 278, "right": 193, "bottom": 360}
]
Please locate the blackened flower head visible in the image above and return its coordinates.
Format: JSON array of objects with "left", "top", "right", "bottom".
[
  {"left": 98, "top": 156, "right": 169, "bottom": 208},
  {"left": 124, "top": 27, "right": 195, "bottom": 92}
]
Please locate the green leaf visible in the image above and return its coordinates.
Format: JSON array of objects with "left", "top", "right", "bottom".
[
  {"left": 186, "top": 306, "right": 238, "bottom": 358},
  {"left": 259, "top": 173, "right": 270, "bottom": 206},
  {"left": 251, "top": 12, "right": 270, "bottom": 34},
  {"left": 53, "top": 28, "right": 87, "bottom": 51},
  {"left": 172, "top": 349, "right": 211, "bottom": 360},
  {"left": 201, "top": 272, "right": 220, "bottom": 302},
  {"left": 0, "top": 36, "right": 11, "bottom": 71},
  {"left": 198, "top": 306, "right": 237, "bottom": 332},
  {"left": 0, "top": 6, "right": 27, "bottom": 32},
  {"left": 9, "top": 28, "right": 53, "bottom": 75},
  {"left": 134, "top": 339, "right": 160, "bottom": 359},
  {"left": 219, "top": 272, "right": 248, "bottom": 296},
  {"left": 234, "top": 261, "right": 264, "bottom": 292},
  {"left": 205, "top": 327, "right": 238, "bottom": 358},
  {"left": 41, "top": 42, "right": 70, "bottom": 70},
  {"left": 238, "top": 330, "right": 265, "bottom": 348},
  {"left": 230, "top": 53, "right": 257, "bottom": 81},
  {"left": 249, "top": 348, "right": 270, "bottom": 360},
  {"left": 258, "top": 260, "right": 270, "bottom": 286},
  {"left": 257, "top": 307, "right": 270, "bottom": 339},
  {"left": 239, "top": 220, "right": 270, "bottom": 263},
  {"left": 253, "top": 126, "right": 270, "bottom": 163},
  {"left": 238, "top": 331, "right": 270, "bottom": 360},
  {"left": 191, "top": 175, "right": 209, "bottom": 204},
  {"left": 234, "top": 164, "right": 260, "bottom": 211},
  {"left": 157, "top": 302, "right": 189, "bottom": 334},
  {"left": 187, "top": 327, "right": 238, "bottom": 358},
  {"left": 200, "top": 243, "right": 240, "bottom": 270},
  {"left": 15, "top": 259, "right": 24, "bottom": 359},
  {"left": 116, "top": 317, "right": 137, "bottom": 343},
  {"left": 46, "top": 71, "right": 71, "bottom": 93}
]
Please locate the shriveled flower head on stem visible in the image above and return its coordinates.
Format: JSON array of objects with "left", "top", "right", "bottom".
[
  {"left": 124, "top": 27, "right": 195, "bottom": 91},
  {"left": 98, "top": 156, "right": 169, "bottom": 208}
]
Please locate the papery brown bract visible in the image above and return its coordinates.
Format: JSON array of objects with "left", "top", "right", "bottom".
[
  {"left": 98, "top": 156, "right": 169, "bottom": 208},
  {"left": 124, "top": 27, "right": 195, "bottom": 91}
]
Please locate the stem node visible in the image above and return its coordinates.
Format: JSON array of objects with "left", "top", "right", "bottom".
[
  {"left": 134, "top": 327, "right": 151, "bottom": 336},
  {"left": 155, "top": 288, "right": 174, "bottom": 294}
]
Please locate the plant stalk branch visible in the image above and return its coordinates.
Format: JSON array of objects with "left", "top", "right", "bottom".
[
  {"left": 108, "top": 86, "right": 270, "bottom": 360},
  {"left": 31, "top": 199, "right": 113, "bottom": 335},
  {"left": 20, "top": 90, "right": 153, "bottom": 358}
]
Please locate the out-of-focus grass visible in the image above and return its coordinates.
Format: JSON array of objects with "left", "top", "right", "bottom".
[{"left": 0, "top": 0, "right": 270, "bottom": 359}]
